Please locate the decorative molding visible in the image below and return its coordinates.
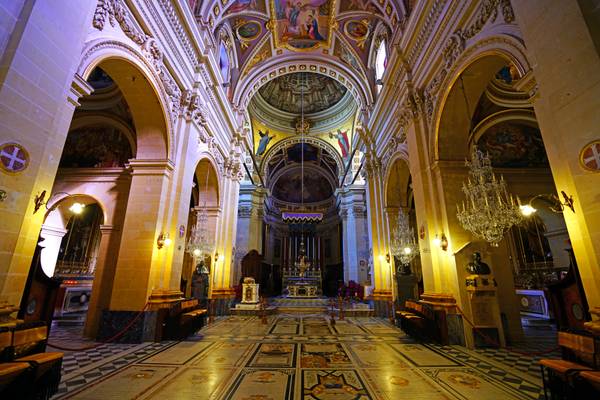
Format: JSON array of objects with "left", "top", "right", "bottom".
[
  {"left": 91, "top": 0, "right": 183, "bottom": 137},
  {"left": 421, "top": 0, "right": 517, "bottom": 124}
]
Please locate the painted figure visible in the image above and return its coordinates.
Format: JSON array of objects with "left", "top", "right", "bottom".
[
  {"left": 225, "top": 0, "right": 256, "bottom": 14},
  {"left": 306, "top": 15, "right": 323, "bottom": 40},
  {"left": 329, "top": 129, "right": 350, "bottom": 158},
  {"left": 256, "top": 129, "right": 275, "bottom": 156},
  {"left": 466, "top": 252, "right": 492, "bottom": 275}
]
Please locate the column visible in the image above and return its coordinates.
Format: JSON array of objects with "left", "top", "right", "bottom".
[
  {"left": 363, "top": 153, "right": 393, "bottom": 315},
  {"left": 0, "top": 0, "right": 97, "bottom": 305},
  {"left": 512, "top": 0, "right": 600, "bottom": 308},
  {"left": 108, "top": 160, "right": 174, "bottom": 311},
  {"left": 211, "top": 154, "right": 243, "bottom": 313},
  {"left": 338, "top": 186, "right": 369, "bottom": 284},
  {"left": 84, "top": 225, "right": 121, "bottom": 338}
]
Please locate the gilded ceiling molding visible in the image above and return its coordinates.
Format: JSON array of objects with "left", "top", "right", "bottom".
[
  {"left": 260, "top": 136, "right": 344, "bottom": 179},
  {"left": 233, "top": 57, "right": 373, "bottom": 112}
]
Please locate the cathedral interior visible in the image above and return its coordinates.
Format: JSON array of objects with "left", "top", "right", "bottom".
[{"left": 1, "top": 0, "right": 600, "bottom": 399}]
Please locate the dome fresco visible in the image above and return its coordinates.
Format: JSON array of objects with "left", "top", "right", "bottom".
[{"left": 257, "top": 72, "right": 347, "bottom": 114}]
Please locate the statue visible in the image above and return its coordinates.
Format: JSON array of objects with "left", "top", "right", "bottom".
[{"left": 466, "top": 252, "right": 491, "bottom": 275}]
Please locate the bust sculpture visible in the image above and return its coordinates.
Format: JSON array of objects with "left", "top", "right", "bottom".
[{"left": 466, "top": 252, "right": 491, "bottom": 275}]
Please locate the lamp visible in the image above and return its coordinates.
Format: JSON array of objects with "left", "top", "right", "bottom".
[
  {"left": 186, "top": 163, "right": 215, "bottom": 259},
  {"left": 519, "top": 191, "right": 575, "bottom": 216},
  {"left": 432, "top": 233, "right": 448, "bottom": 251},
  {"left": 0, "top": 189, "right": 7, "bottom": 202},
  {"left": 157, "top": 232, "right": 171, "bottom": 249},
  {"left": 33, "top": 190, "right": 86, "bottom": 214}
]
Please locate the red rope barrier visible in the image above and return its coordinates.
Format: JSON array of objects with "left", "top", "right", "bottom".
[
  {"left": 47, "top": 303, "right": 150, "bottom": 352},
  {"left": 455, "top": 305, "right": 560, "bottom": 357}
]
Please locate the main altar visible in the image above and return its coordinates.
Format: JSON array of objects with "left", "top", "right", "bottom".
[{"left": 282, "top": 240, "right": 322, "bottom": 298}]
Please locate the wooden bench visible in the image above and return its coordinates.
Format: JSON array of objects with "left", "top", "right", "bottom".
[
  {"left": 396, "top": 300, "right": 441, "bottom": 342},
  {"left": 163, "top": 299, "right": 208, "bottom": 340},
  {"left": 540, "top": 331, "right": 599, "bottom": 399},
  {"left": 0, "top": 322, "right": 63, "bottom": 399}
]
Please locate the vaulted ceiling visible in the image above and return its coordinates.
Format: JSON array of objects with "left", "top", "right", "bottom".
[{"left": 196, "top": 0, "right": 407, "bottom": 106}]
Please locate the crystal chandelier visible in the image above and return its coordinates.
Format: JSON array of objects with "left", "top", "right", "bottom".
[
  {"left": 457, "top": 146, "right": 523, "bottom": 246},
  {"left": 186, "top": 166, "right": 214, "bottom": 260},
  {"left": 186, "top": 207, "right": 214, "bottom": 259},
  {"left": 390, "top": 210, "right": 419, "bottom": 272}
]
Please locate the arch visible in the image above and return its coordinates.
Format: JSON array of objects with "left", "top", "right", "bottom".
[
  {"left": 432, "top": 36, "right": 531, "bottom": 162},
  {"left": 77, "top": 40, "right": 173, "bottom": 160},
  {"left": 260, "top": 136, "right": 345, "bottom": 178},
  {"left": 469, "top": 109, "right": 537, "bottom": 147},
  {"left": 384, "top": 156, "right": 412, "bottom": 210},
  {"left": 234, "top": 56, "right": 374, "bottom": 112},
  {"left": 194, "top": 157, "right": 220, "bottom": 207},
  {"left": 40, "top": 194, "right": 106, "bottom": 278},
  {"left": 70, "top": 113, "right": 138, "bottom": 157}
]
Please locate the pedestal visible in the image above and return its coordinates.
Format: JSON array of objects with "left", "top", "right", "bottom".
[
  {"left": 242, "top": 283, "right": 259, "bottom": 304},
  {"left": 465, "top": 274, "right": 505, "bottom": 348}
]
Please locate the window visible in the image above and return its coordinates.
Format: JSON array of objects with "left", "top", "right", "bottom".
[{"left": 375, "top": 39, "right": 387, "bottom": 93}]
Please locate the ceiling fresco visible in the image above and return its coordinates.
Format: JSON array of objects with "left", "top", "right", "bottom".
[
  {"left": 258, "top": 72, "right": 347, "bottom": 114},
  {"left": 272, "top": 167, "right": 334, "bottom": 203},
  {"left": 476, "top": 121, "right": 549, "bottom": 168},
  {"left": 205, "top": 0, "right": 405, "bottom": 97}
]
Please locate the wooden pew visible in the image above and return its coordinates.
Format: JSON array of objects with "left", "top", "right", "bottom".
[
  {"left": 163, "top": 299, "right": 208, "bottom": 340},
  {"left": 0, "top": 322, "right": 63, "bottom": 399},
  {"left": 539, "top": 331, "right": 598, "bottom": 399},
  {"left": 396, "top": 300, "right": 442, "bottom": 343}
]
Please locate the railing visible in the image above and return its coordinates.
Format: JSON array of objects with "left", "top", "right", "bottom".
[{"left": 54, "top": 257, "right": 97, "bottom": 277}]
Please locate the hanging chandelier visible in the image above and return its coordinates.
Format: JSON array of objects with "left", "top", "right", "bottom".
[
  {"left": 186, "top": 207, "right": 214, "bottom": 259},
  {"left": 457, "top": 146, "right": 523, "bottom": 246},
  {"left": 186, "top": 166, "right": 214, "bottom": 260},
  {"left": 390, "top": 210, "right": 419, "bottom": 272}
]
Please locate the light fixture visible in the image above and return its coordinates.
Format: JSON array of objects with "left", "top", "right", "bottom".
[
  {"left": 519, "top": 204, "right": 536, "bottom": 217},
  {"left": 440, "top": 233, "right": 448, "bottom": 251},
  {"left": 0, "top": 189, "right": 7, "bottom": 202},
  {"left": 69, "top": 202, "right": 85, "bottom": 214},
  {"left": 457, "top": 146, "right": 523, "bottom": 246},
  {"left": 186, "top": 164, "right": 215, "bottom": 259},
  {"left": 390, "top": 210, "right": 419, "bottom": 272},
  {"left": 432, "top": 233, "right": 448, "bottom": 251},
  {"left": 157, "top": 232, "right": 171, "bottom": 249},
  {"left": 520, "top": 192, "right": 575, "bottom": 216},
  {"left": 33, "top": 190, "right": 86, "bottom": 214}
]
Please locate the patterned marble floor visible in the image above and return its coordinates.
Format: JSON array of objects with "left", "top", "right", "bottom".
[{"left": 51, "top": 315, "right": 549, "bottom": 399}]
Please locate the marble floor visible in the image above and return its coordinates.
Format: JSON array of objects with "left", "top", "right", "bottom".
[{"left": 50, "top": 314, "right": 552, "bottom": 399}]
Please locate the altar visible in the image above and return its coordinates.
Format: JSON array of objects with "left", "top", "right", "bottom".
[{"left": 282, "top": 250, "right": 322, "bottom": 298}]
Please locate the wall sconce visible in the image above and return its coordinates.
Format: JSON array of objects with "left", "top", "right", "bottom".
[
  {"left": 33, "top": 190, "right": 85, "bottom": 215},
  {"left": 0, "top": 189, "right": 7, "bottom": 202},
  {"left": 433, "top": 234, "right": 449, "bottom": 251},
  {"left": 519, "top": 191, "right": 575, "bottom": 216},
  {"left": 214, "top": 252, "right": 224, "bottom": 263},
  {"left": 157, "top": 232, "right": 172, "bottom": 249}
]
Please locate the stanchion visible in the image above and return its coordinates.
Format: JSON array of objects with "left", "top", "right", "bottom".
[
  {"left": 338, "top": 296, "right": 344, "bottom": 320},
  {"left": 329, "top": 298, "right": 336, "bottom": 325},
  {"left": 208, "top": 299, "right": 216, "bottom": 324},
  {"left": 260, "top": 296, "right": 268, "bottom": 325},
  {"left": 387, "top": 300, "right": 395, "bottom": 325}
]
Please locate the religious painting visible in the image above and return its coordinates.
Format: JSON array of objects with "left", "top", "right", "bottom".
[
  {"left": 59, "top": 126, "right": 133, "bottom": 168},
  {"left": 224, "top": 0, "right": 266, "bottom": 15},
  {"left": 476, "top": 121, "right": 548, "bottom": 168},
  {"left": 270, "top": 0, "right": 335, "bottom": 51},
  {"left": 272, "top": 169, "right": 333, "bottom": 203},
  {"left": 329, "top": 129, "right": 350, "bottom": 158},
  {"left": 345, "top": 20, "right": 370, "bottom": 41},
  {"left": 236, "top": 20, "right": 262, "bottom": 41},
  {"left": 256, "top": 129, "right": 275, "bottom": 156}
]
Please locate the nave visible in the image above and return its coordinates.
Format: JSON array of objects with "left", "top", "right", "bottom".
[{"left": 49, "top": 313, "right": 553, "bottom": 399}]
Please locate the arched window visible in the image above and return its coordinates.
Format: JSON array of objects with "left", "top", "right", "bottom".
[
  {"left": 219, "top": 41, "right": 230, "bottom": 84},
  {"left": 375, "top": 38, "right": 387, "bottom": 93}
]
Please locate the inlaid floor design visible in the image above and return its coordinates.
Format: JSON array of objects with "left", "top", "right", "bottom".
[{"left": 52, "top": 315, "right": 547, "bottom": 399}]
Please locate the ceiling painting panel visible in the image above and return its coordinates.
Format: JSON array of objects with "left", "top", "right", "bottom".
[{"left": 269, "top": 0, "right": 336, "bottom": 51}]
